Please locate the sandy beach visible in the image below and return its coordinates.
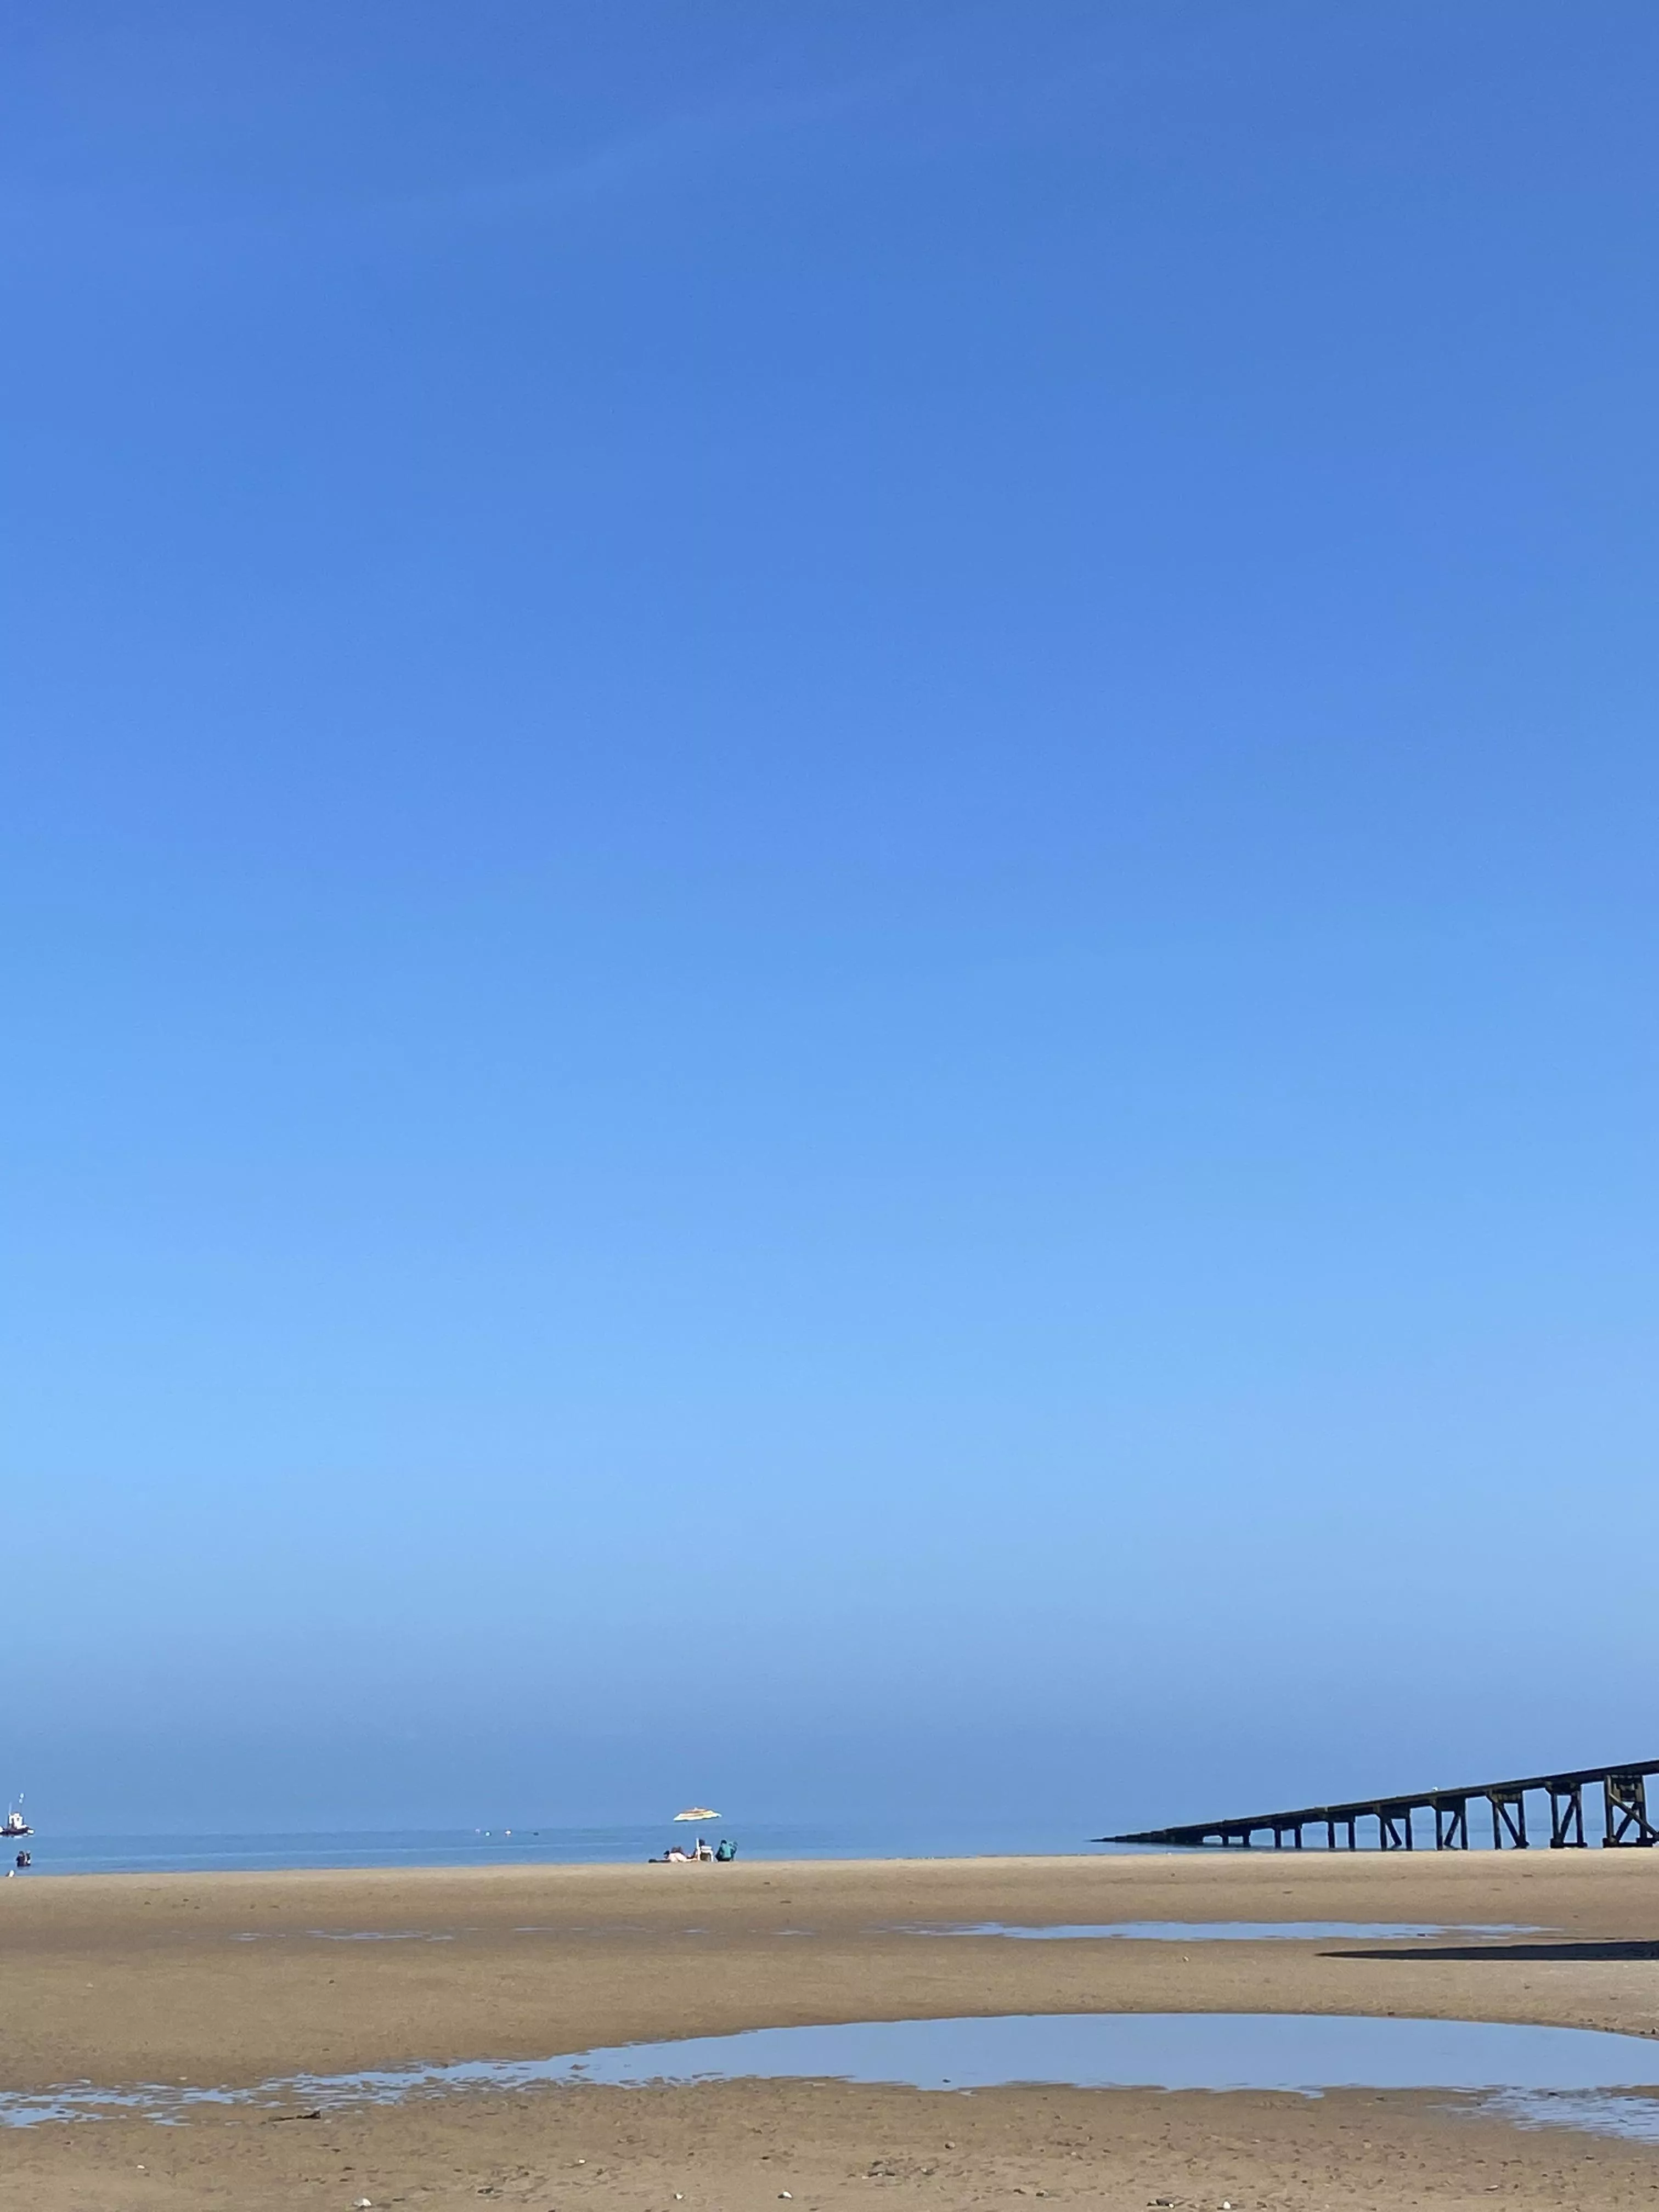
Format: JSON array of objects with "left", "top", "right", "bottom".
[{"left": 7, "top": 1849, "right": 1659, "bottom": 2207}]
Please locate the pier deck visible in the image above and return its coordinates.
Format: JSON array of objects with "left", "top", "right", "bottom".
[{"left": 1104, "top": 1757, "right": 1659, "bottom": 1850}]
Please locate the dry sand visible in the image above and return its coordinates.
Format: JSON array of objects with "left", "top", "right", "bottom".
[{"left": 6, "top": 1848, "right": 1659, "bottom": 2208}]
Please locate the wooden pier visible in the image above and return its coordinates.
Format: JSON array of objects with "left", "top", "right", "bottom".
[{"left": 1103, "top": 1756, "right": 1659, "bottom": 1851}]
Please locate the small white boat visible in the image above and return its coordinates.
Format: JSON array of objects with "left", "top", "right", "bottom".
[{"left": 3, "top": 1798, "right": 31, "bottom": 1839}]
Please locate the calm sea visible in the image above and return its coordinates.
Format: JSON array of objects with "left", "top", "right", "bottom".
[{"left": 16, "top": 1816, "right": 1115, "bottom": 1877}]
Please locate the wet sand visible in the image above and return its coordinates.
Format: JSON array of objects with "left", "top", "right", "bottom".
[{"left": 7, "top": 1849, "right": 1659, "bottom": 2207}]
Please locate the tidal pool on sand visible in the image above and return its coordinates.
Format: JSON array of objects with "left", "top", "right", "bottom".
[
  {"left": 910, "top": 1922, "right": 1542, "bottom": 1943},
  {"left": 552, "top": 2014, "right": 1659, "bottom": 2097},
  {"left": 7, "top": 2014, "right": 1659, "bottom": 2140}
]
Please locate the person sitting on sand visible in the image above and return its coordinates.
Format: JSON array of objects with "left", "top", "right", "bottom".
[{"left": 714, "top": 1838, "right": 735, "bottom": 1861}]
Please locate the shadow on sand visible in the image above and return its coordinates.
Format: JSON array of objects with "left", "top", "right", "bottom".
[{"left": 1327, "top": 1940, "right": 1659, "bottom": 1965}]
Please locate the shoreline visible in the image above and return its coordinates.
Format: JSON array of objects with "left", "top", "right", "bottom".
[{"left": 2, "top": 1827, "right": 1131, "bottom": 1880}]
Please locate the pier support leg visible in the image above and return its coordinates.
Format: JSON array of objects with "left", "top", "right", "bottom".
[
  {"left": 1549, "top": 1784, "right": 1586, "bottom": 1848},
  {"left": 1434, "top": 1798, "right": 1468, "bottom": 1849},
  {"left": 1604, "top": 1774, "right": 1659, "bottom": 1847},
  {"left": 1489, "top": 1788, "right": 1528, "bottom": 1848}
]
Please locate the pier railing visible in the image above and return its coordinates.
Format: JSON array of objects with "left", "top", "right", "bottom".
[{"left": 1102, "top": 1757, "right": 1659, "bottom": 1851}]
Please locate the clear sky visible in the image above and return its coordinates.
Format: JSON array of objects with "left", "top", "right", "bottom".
[{"left": 7, "top": 2, "right": 1658, "bottom": 1836}]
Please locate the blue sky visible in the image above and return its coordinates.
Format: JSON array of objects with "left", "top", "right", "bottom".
[{"left": 6, "top": 1, "right": 1658, "bottom": 1834}]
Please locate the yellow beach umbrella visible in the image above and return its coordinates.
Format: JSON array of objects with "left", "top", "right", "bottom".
[{"left": 673, "top": 1807, "right": 720, "bottom": 1821}]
